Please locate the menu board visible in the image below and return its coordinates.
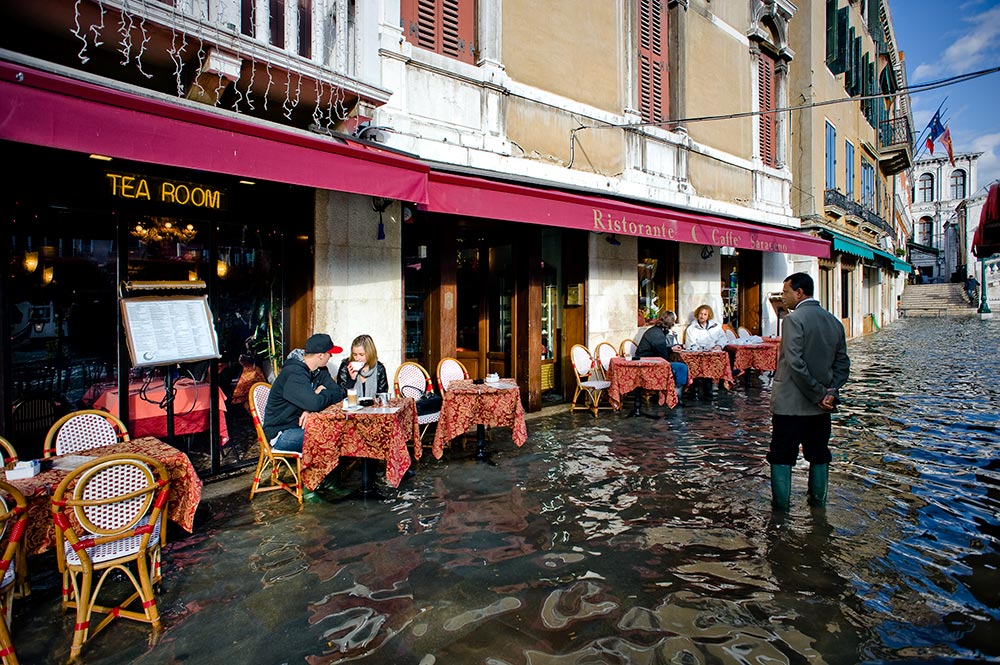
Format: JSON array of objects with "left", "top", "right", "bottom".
[{"left": 121, "top": 296, "right": 221, "bottom": 368}]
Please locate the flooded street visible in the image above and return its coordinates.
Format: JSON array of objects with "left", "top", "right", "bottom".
[{"left": 15, "top": 317, "right": 1000, "bottom": 663}]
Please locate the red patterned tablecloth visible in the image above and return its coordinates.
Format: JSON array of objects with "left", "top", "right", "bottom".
[
  {"left": 761, "top": 336, "right": 782, "bottom": 345},
  {"left": 5, "top": 437, "right": 203, "bottom": 555},
  {"left": 432, "top": 380, "right": 528, "bottom": 459},
  {"left": 88, "top": 378, "right": 230, "bottom": 445},
  {"left": 725, "top": 343, "right": 779, "bottom": 372},
  {"left": 679, "top": 350, "right": 735, "bottom": 389},
  {"left": 606, "top": 357, "right": 678, "bottom": 410},
  {"left": 302, "top": 398, "right": 420, "bottom": 490}
]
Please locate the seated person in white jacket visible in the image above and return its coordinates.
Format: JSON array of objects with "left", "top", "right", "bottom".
[
  {"left": 684, "top": 304, "right": 728, "bottom": 399},
  {"left": 684, "top": 305, "right": 727, "bottom": 351}
]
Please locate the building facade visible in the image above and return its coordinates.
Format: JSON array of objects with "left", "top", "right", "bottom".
[
  {"left": 909, "top": 152, "right": 986, "bottom": 283},
  {"left": 1, "top": 0, "right": 914, "bottom": 476},
  {"left": 787, "top": 0, "right": 914, "bottom": 338}
]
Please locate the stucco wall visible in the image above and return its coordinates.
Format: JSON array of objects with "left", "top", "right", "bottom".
[
  {"left": 684, "top": 6, "right": 752, "bottom": 159},
  {"left": 313, "top": 190, "right": 405, "bottom": 375},
  {"left": 687, "top": 151, "right": 754, "bottom": 205},
  {"left": 502, "top": 0, "right": 621, "bottom": 115},
  {"left": 587, "top": 233, "right": 639, "bottom": 351},
  {"left": 507, "top": 96, "right": 624, "bottom": 173}
]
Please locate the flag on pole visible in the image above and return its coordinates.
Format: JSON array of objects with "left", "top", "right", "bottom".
[
  {"left": 939, "top": 125, "right": 955, "bottom": 166},
  {"left": 925, "top": 111, "right": 945, "bottom": 155}
]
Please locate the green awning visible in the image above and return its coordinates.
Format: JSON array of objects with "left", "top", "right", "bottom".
[
  {"left": 821, "top": 229, "right": 875, "bottom": 260},
  {"left": 893, "top": 259, "right": 913, "bottom": 273}
]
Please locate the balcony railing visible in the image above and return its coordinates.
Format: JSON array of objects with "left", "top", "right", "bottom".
[
  {"left": 879, "top": 116, "right": 911, "bottom": 150},
  {"left": 824, "top": 189, "right": 893, "bottom": 236}
]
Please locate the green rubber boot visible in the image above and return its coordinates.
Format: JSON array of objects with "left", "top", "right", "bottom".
[
  {"left": 808, "top": 463, "right": 829, "bottom": 507},
  {"left": 770, "top": 464, "right": 792, "bottom": 511}
]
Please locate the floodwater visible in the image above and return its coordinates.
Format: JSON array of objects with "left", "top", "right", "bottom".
[{"left": 13, "top": 317, "right": 1000, "bottom": 663}]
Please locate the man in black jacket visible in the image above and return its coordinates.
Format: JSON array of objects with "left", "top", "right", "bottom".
[{"left": 263, "top": 333, "right": 346, "bottom": 453}]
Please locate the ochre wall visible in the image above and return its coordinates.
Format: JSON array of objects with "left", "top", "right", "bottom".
[
  {"left": 507, "top": 97, "right": 625, "bottom": 175},
  {"left": 683, "top": 4, "right": 752, "bottom": 158},
  {"left": 502, "top": 0, "right": 621, "bottom": 114}
]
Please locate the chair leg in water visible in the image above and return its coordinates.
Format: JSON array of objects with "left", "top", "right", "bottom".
[
  {"left": 770, "top": 464, "right": 792, "bottom": 511},
  {"left": 807, "top": 463, "right": 829, "bottom": 507}
]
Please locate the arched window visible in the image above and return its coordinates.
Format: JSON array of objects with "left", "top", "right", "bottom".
[
  {"left": 918, "top": 173, "right": 934, "bottom": 203},
  {"left": 950, "top": 169, "right": 967, "bottom": 200},
  {"left": 919, "top": 216, "right": 934, "bottom": 245}
]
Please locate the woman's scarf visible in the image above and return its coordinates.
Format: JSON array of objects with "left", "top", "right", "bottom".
[{"left": 357, "top": 364, "right": 378, "bottom": 398}]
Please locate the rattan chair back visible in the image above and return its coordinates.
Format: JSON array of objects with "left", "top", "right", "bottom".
[
  {"left": 593, "top": 342, "right": 618, "bottom": 380},
  {"left": 0, "top": 481, "right": 27, "bottom": 665},
  {"left": 51, "top": 453, "right": 169, "bottom": 660},
  {"left": 394, "top": 362, "right": 440, "bottom": 444},
  {"left": 570, "top": 345, "right": 611, "bottom": 416},
  {"left": 248, "top": 382, "right": 302, "bottom": 503},
  {"left": 43, "top": 409, "right": 129, "bottom": 458},
  {"left": 436, "top": 357, "right": 469, "bottom": 394},
  {"left": 619, "top": 339, "right": 638, "bottom": 358},
  {"left": 0, "top": 438, "right": 17, "bottom": 471}
]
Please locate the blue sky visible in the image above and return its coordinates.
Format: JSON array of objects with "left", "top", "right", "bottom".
[{"left": 889, "top": 0, "right": 1000, "bottom": 195}]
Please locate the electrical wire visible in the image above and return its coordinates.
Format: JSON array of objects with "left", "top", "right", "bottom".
[{"left": 570, "top": 65, "right": 1000, "bottom": 134}]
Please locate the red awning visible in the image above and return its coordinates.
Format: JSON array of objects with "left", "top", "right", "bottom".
[
  {"left": 0, "top": 60, "right": 428, "bottom": 203},
  {"left": 423, "top": 172, "right": 830, "bottom": 258},
  {"left": 973, "top": 183, "right": 1000, "bottom": 258}
]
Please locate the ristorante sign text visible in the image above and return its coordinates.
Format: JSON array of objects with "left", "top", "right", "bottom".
[{"left": 592, "top": 208, "right": 790, "bottom": 253}]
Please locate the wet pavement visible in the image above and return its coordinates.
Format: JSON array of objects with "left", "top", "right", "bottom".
[{"left": 11, "top": 317, "right": 1000, "bottom": 663}]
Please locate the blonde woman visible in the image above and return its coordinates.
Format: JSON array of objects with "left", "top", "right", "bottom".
[
  {"left": 336, "top": 334, "right": 389, "bottom": 399},
  {"left": 684, "top": 305, "right": 727, "bottom": 351}
]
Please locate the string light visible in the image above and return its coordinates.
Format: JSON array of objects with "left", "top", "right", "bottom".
[
  {"left": 131, "top": 218, "right": 197, "bottom": 243},
  {"left": 71, "top": 0, "right": 91, "bottom": 64}
]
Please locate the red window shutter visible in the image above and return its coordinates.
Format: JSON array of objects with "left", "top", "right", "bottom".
[
  {"left": 401, "top": 0, "right": 475, "bottom": 64},
  {"left": 758, "top": 52, "right": 776, "bottom": 168},
  {"left": 637, "top": 0, "right": 669, "bottom": 123}
]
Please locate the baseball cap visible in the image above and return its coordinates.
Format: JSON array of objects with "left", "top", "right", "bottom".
[{"left": 304, "top": 333, "right": 343, "bottom": 355}]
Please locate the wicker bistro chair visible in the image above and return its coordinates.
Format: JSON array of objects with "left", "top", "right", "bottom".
[
  {"left": 0, "top": 482, "right": 27, "bottom": 665},
  {"left": 51, "top": 453, "right": 170, "bottom": 661},
  {"left": 394, "top": 362, "right": 440, "bottom": 444},
  {"left": 0, "top": 439, "right": 17, "bottom": 471},
  {"left": 248, "top": 382, "right": 303, "bottom": 504},
  {"left": 593, "top": 341, "right": 619, "bottom": 381},
  {"left": 436, "top": 357, "right": 469, "bottom": 394},
  {"left": 43, "top": 410, "right": 130, "bottom": 458},
  {"left": 570, "top": 344, "right": 611, "bottom": 416},
  {"left": 619, "top": 339, "right": 638, "bottom": 358}
]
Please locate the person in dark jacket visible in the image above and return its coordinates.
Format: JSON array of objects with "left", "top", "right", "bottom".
[
  {"left": 263, "top": 333, "right": 346, "bottom": 453},
  {"left": 634, "top": 311, "right": 689, "bottom": 389},
  {"left": 336, "top": 334, "right": 389, "bottom": 398}
]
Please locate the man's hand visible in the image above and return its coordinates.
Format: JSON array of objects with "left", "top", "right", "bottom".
[
  {"left": 314, "top": 385, "right": 326, "bottom": 395},
  {"left": 819, "top": 392, "right": 837, "bottom": 411}
]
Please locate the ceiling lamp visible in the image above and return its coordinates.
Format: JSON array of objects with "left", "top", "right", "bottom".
[{"left": 131, "top": 217, "right": 197, "bottom": 243}]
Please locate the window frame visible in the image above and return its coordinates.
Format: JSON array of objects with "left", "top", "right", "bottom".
[
  {"left": 844, "top": 140, "right": 855, "bottom": 199},
  {"left": 400, "top": 0, "right": 476, "bottom": 65},
  {"left": 825, "top": 121, "right": 837, "bottom": 190},
  {"left": 918, "top": 173, "right": 935, "bottom": 203},
  {"left": 950, "top": 169, "right": 967, "bottom": 200},
  {"left": 637, "top": 0, "right": 670, "bottom": 124}
]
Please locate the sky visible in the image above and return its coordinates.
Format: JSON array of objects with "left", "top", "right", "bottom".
[{"left": 888, "top": 0, "right": 1000, "bottom": 195}]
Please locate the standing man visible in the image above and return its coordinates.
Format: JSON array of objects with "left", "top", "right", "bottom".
[
  {"left": 768, "top": 273, "right": 850, "bottom": 510},
  {"left": 263, "top": 333, "right": 346, "bottom": 453}
]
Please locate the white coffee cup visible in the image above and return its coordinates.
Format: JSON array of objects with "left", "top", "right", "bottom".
[{"left": 349, "top": 361, "right": 364, "bottom": 373}]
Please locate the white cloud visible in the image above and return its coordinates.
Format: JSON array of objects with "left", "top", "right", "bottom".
[
  {"left": 912, "top": 5, "right": 1000, "bottom": 81},
  {"left": 972, "top": 132, "right": 1000, "bottom": 191}
]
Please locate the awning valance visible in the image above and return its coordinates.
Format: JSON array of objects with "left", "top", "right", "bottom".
[
  {"left": 0, "top": 59, "right": 429, "bottom": 203},
  {"left": 820, "top": 229, "right": 875, "bottom": 260},
  {"left": 893, "top": 259, "right": 913, "bottom": 273},
  {"left": 423, "top": 172, "right": 830, "bottom": 258}
]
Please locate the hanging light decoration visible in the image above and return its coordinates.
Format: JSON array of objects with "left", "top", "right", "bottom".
[
  {"left": 42, "top": 266, "right": 54, "bottom": 285},
  {"left": 131, "top": 217, "right": 197, "bottom": 243},
  {"left": 22, "top": 251, "right": 39, "bottom": 273}
]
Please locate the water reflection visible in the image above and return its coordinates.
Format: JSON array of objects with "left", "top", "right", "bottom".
[{"left": 15, "top": 318, "right": 1000, "bottom": 663}]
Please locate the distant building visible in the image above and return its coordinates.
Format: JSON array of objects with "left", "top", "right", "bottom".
[{"left": 909, "top": 152, "right": 987, "bottom": 282}]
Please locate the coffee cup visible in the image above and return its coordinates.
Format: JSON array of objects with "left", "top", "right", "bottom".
[
  {"left": 349, "top": 361, "right": 364, "bottom": 373},
  {"left": 347, "top": 388, "right": 358, "bottom": 408},
  {"left": 377, "top": 392, "right": 390, "bottom": 406}
]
